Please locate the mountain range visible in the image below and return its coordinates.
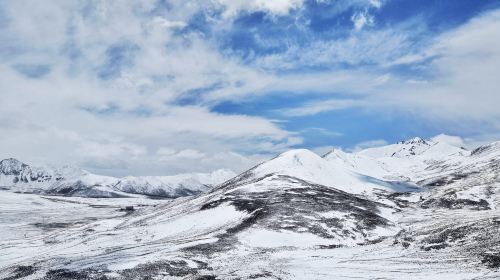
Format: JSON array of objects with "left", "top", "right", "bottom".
[
  {"left": 1, "top": 136, "right": 499, "bottom": 279},
  {"left": 0, "top": 158, "right": 235, "bottom": 198}
]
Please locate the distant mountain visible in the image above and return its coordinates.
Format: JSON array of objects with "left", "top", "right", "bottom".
[
  {"left": 323, "top": 136, "right": 470, "bottom": 181},
  {"left": 357, "top": 136, "right": 468, "bottom": 159},
  {"left": 113, "top": 169, "right": 236, "bottom": 197},
  {"left": 0, "top": 158, "right": 235, "bottom": 198},
  {"left": 322, "top": 137, "right": 500, "bottom": 211}
]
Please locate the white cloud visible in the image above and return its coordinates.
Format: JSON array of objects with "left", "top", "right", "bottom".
[
  {"left": 77, "top": 141, "right": 147, "bottom": 159},
  {"left": 430, "top": 134, "right": 465, "bottom": 148},
  {"left": 265, "top": 9, "right": 500, "bottom": 132},
  {"left": 311, "top": 146, "right": 337, "bottom": 157},
  {"left": 253, "top": 0, "right": 304, "bottom": 15},
  {"left": 159, "top": 149, "right": 206, "bottom": 160},
  {"left": 254, "top": 28, "right": 410, "bottom": 71},
  {"left": 150, "top": 17, "right": 187, "bottom": 29},
  {"left": 215, "top": 0, "right": 304, "bottom": 18},
  {"left": 371, "top": 9, "right": 500, "bottom": 126},
  {"left": 1, "top": 1, "right": 499, "bottom": 176},
  {"left": 300, "top": 128, "right": 343, "bottom": 137},
  {"left": 0, "top": 0, "right": 301, "bottom": 176},
  {"left": 351, "top": 11, "right": 374, "bottom": 31},
  {"left": 463, "top": 133, "right": 500, "bottom": 149},
  {"left": 176, "top": 149, "right": 206, "bottom": 159},
  {"left": 431, "top": 133, "right": 500, "bottom": 150},
  {"left": 369, "top": 0, "right": 382, "bottom": 9},
  {"left": 350, "top": 139, "right": 389, "bottom": 152},
  {"left": 157, "top": 147, "right": 177, "bottom": 157},
  {"left": 281, "top": 99, "right": 363, "bottom": 117}
]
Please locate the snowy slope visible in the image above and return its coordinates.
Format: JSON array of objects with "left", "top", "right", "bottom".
[
  {"left": 220, "top": 149, "right": 418, "bottom": 197},
  {"left": 415, "top": 140, "right": 500, "bottom": 210},
  {"left": 0, "top": 158, "right": 235, "bottom": 198}
]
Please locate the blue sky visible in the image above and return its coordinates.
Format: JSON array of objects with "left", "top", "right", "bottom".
[{"left": 1, "top": 0, "right": 500, "bottom": 176}]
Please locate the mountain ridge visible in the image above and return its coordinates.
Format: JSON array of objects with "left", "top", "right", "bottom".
[
  {"left": 1, "top": 137, "right": 494, "bottom": 199},
  {"left": 0, "top": 158, "right": 235, "bottom": 198}
]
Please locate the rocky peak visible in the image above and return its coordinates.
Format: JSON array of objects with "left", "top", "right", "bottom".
[
  {"left": 399, "top": 137, "right": 429, "bottom": 145},
  {"left": 0, "top": 158, "right": 29, "bottom": 175}
]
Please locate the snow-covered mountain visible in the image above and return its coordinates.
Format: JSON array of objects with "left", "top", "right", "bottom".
[
  {"left": 218, "top": 148, "right": 418, "bottom": 197},
  {"left": 1, "top": 137, "right": 500, "bottom": 279},
  {"left": 321, "top": 138, "right": 500, "bottom": 210},
  {"left": 0, "top": 158, "right": 235, "bottom": 198},
  {"left": 113, "top": 169, "right": 236, "bottom": 197},
  {"left": 323, "top": 136, "right": 470, "bottom": 181},
  {"left": 0, "top": 158, "right": 54, "bottom": 186}
]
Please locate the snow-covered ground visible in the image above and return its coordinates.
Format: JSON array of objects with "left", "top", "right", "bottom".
[{"left": 1, "top": 137, "right": 499, "bottom": 279}]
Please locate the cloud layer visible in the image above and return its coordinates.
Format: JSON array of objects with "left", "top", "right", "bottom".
[{"left": 0, "top": 0, "right": 499, "bottom": 175}]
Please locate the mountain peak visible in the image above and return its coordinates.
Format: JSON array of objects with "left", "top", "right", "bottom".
[
  {"left": 321, "top": 148, "right": 337, "bottom": 158},
  {"left": 0, "top": 158, "right": 24, "bottom": 165},
  {"left": 399, "top": 137, "right": 428, "bottom": 145},
  {"left": 322, "top": 148, "right": 350, "bottom": 161},
  {"left": 233, "top": 148, "right": 328, "bottom": 184},
  {"left": 358, "top": 137, "right": 433, "bottom": 158},
  {"left": 0, "top": 158, "right": 29, "bottom": 175},
  {"left": 273, "top": 149, "right": 324, "bottom": 167}
]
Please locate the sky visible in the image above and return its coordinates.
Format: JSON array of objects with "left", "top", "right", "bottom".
[{"left": 1, "top": 0, "right": 500, "bottom": 176}]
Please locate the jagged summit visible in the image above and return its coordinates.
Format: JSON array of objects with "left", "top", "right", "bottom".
[
  {"left": 0, "top": 158, "right": 52, "bottom": 185},
  {"left": 399, "top": 137, "right": 429, "bottom": 145},
  {"left": 0, "top": 157, "right": 23, "bottom": 165},
  {"left": 357, "top": 136, "right": 460, "bottom": 159},
  {"left": 358, "top": 142, "right": 429, "bottom": 158},
  {"left": 0, "top": 158, "right": 29, "bottom": 175}
]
